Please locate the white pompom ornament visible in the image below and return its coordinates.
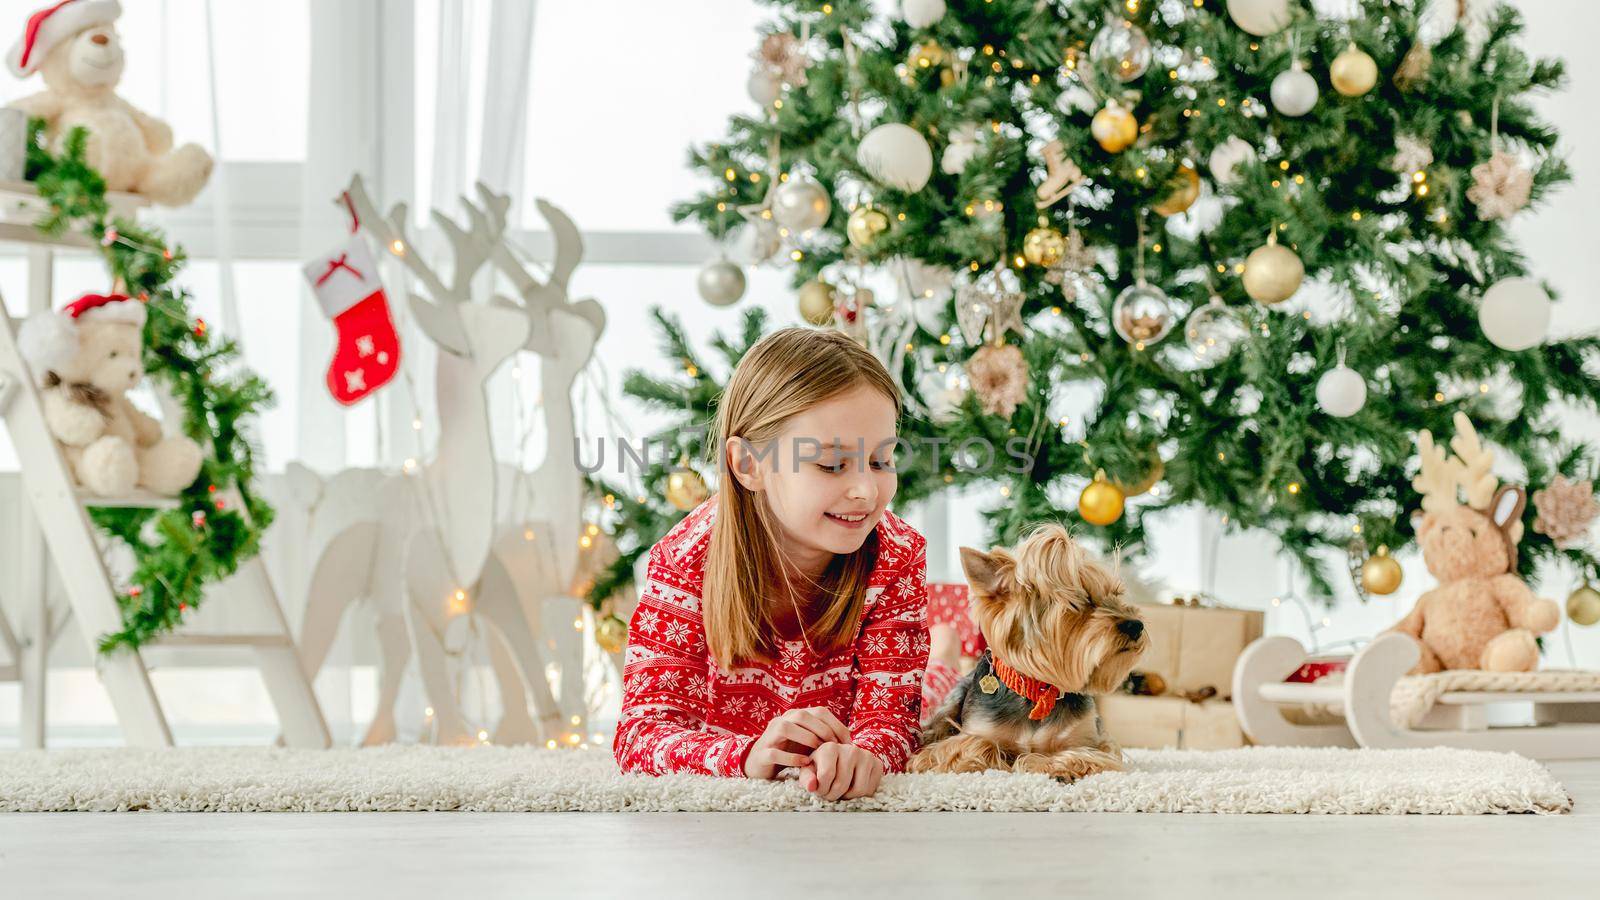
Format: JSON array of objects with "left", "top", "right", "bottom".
[
  {"left": 1271, "top": 62, "right": 1319, "bottom": 117},
  {"left": 1227, "top": 0, "right": 1291, "bottom": 36},
  {"left": 1316, "top": 359, "right": 1368, "bottom": 418},
  {"left": 857, "top": 123, "right": 934, "bottom": 192},
  {"left": 901, "top": 0, "right": 946, "bottom": 29},
  {"left": 1479, "top": 277, "right": 1552, "bottom": 351}
]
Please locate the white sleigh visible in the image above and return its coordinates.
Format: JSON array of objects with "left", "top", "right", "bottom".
[{"left": 1233, "top": 633, "right": 1600, "bottom": 760}]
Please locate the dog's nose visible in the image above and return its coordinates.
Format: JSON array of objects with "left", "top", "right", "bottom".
[
  {"left": 91, "top": 33, "right": 109, "bottom": 46},
  {"left": 1117, "top": 619, "right": 1144, "bottom": 641}
]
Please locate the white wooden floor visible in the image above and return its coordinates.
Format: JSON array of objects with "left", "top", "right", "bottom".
[{"left": 0, "top": 760, "right": 1594, "bottom": 899}]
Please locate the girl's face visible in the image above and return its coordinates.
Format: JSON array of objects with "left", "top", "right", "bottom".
[{"left": 727, "top": 385, "right": 900, "bottom": 575}]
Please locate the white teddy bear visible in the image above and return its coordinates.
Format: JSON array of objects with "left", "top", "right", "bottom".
[
  {"left": 18, "top": 292, "right": 204, "bottom": 496},
  {"left": 6, "top": 0, "right": 213, "bottom": 207}
]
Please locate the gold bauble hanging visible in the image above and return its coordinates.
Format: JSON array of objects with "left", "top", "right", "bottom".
[
  {"left": 1568, "top": 585, "right": 1600, "bottom": 627},
  {"left": 666, "top": 466, "right": 710, "bottom": 511},
  {"left": 1361, "top": 545, "right": 1403, "bottom": 596},
  {"left": 1079, "top": 470, "right": 1126, "bottom": 526},
  {"left": 1022, "top": 225, "right": 1068, "bottom": 267},
  {"left": 1091, "top": 101, "right": 1139, "bottom": 153},
  {"left": 846, "top": 206, "right": 890, "bottom": 250},
  {"left": 1330, "top": 42, "right": 1379, "bottom": 97},
  {"left": 595, "top": 613, "right": 629, "bottom": 653},
  {"left": 909, "top": 40, "right": 946, "bottom": 71},
  {"left": 1154, "top": 165, "right": 1202, "bottom": 217},
  {"left": 1242, "top": 232, "right": 1304, "bottom": 305},
  {"left": 798, "top": 279, "right": 838, "bottom": 325}
]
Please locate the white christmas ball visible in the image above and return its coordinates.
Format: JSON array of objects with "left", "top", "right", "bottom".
[
  {"left": 1271, "top": 63, "right": 1319, "bottom": 117},
  {"left": 901, "top": 0, "right": 946, "bottom": 29},
  {"left": 696, "top": 259, "right": 746, "bottom": 307},
  {"left": 729, "top": 219, "right": 782, "bottom": 265},
  {"left": 771, "top": 175, "right": 833, "bottom": 233},
  {"left": 1316, "top": 365, "right": 1368, "bottom": 417},
  {"left": 746, "top": 68, "right": 782, "bottom": 107},
  {"left": 1227, "top": 0, "right": 1292, "bottom": 36},
  {"left": 1479, "top": 277, "right": 1552, "bottom": 351},
  {"left": 1208, "top": 135, "right": 1258, "bottom": 186},
  {"left": 857, "top": 123, "right": 934, "bottom": 192}
]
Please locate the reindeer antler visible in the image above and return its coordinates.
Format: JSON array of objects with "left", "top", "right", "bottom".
[
  {"left": 1444, "top": 412, "right": 1498, "bottom": 510},
  {"left": 341, "top": 175, "right": 510, "bottom": 356},
  {"left": 1413, "top": 427, "right": 1457, "bottom": 515}
]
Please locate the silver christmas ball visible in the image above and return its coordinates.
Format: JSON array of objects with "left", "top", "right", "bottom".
[
  {"left": 1184, "top": 298, "right": 1247, "bottom": 363},
  {"left": 1271, "top": 63, "right": 1319, "bottom": 117},
  {"left": 1112, "top": 281, "right": 1176, "bottom": 346},
  {"left": 771, "top": 175, "right": 833, "bottom": 233},
  {"left": 1090, "top": 18, "right": 1152, "bottom": 84},
  {"left": 1479, "top": 277, "right": 1552, "bottom": 351},
  {"left": 696, "top": 259, "right": 746, "bottom": 307}
]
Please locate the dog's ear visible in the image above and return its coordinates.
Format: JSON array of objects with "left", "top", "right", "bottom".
[{"left": 959, "top": 546, "right": 1012, "bottom": 598}]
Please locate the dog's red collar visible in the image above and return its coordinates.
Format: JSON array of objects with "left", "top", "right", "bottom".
[{"left": 989, "top": 654, "right": 1060, "bottom": 721}]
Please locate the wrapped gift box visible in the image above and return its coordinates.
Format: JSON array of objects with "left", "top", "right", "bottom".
[
  {"left": 1097, "top": 694, "right": 1246, "bottom": 750},
  {"left": 1136, "top": 601, "right": 1265, "bottom": 698}
]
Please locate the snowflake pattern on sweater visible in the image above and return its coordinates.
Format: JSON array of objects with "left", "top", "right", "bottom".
[{"left": 613, "top": 499, "right": 931, "bottom": 777}]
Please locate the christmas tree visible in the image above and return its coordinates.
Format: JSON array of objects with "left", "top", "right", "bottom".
[{"left": 591, "top": 0, "right": 1600, "bottom": 607}]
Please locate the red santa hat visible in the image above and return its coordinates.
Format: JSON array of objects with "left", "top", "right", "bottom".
[
  {"left": 16, "top": 291, "right": 145, "bottom": 376},
  {"left": 7, "top": 0, "right": 122, "bottom": 78}
]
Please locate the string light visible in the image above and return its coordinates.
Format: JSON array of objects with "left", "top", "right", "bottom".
[{"left": 389, "top": 239, "right": 406, "bottom": 256}]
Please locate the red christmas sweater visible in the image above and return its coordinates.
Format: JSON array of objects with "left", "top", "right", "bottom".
[{"left": 613, "top": 499, "right": 931, "bottom": 777}]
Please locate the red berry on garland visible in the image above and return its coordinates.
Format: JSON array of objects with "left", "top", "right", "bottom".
[
  {"left": 214, "top": 498, "right": 226, "bottom": 511},
  {"left": 194, "top": 318, "right": 207, "bottom": 337},
  {"left": 192, "top": 510, "right": 208, "bottom": 528},
  {"left": 207, "top": 484, "right": 217, "bottom": 493},
  {"left": 163, "top": 249, "right": 174, "bottom": 261},
  {"left": 179, "top": 602, "right": 189, "bottom": 613},
  {"left": 129, "top": 586, "right": 142, "bottom": 598},
  {"left": 101, "top": 228, "right": 118, "bottom": 247}
]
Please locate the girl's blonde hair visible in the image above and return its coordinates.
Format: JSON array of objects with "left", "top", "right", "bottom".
[{"left": 702, "top": 327, "right": 903, "bottom": 669}]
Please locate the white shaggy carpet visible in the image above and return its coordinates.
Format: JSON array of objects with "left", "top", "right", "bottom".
[{"left": 0, "top": 745, "right": 1571, "bottom": 814}]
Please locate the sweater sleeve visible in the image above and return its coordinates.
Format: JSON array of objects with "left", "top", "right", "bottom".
[
  {"left": 847, "top": 532, "right": 930, "bottom": 774},
  {"left": 612, "top": 543, "right": 756, "bottom": 777}
]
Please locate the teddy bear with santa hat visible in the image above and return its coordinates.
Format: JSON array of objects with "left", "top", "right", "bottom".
[
  {"left": 17, "top": 291, "right": 204, "bottom": 496},
  {"left": 6, "top": 0, "right": 213, "bottom": 207}
]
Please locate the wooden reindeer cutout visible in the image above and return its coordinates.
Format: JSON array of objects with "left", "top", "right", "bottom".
[{"left": 291, "top": 176, "right": 600, "bottom": 746}]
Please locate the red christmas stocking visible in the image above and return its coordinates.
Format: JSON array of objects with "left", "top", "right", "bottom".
[{"left": 302, "top": 235, "right": 401, "bottom": 405}]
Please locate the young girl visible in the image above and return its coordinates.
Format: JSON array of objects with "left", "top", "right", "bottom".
[{"left": 612, "top": 327, "right": 963, "bottom": 800}]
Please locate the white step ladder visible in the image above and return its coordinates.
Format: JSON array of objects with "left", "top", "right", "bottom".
[{"left": 0, "top": 198, "right": 329, "bottom": 749}]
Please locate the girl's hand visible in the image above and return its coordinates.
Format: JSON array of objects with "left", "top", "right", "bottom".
[
  {"left": 799, "top": 742, "right": 884, "bottom": 801},
  {"left": 742, "top": 707, "right": 854, "bottom": 780}
]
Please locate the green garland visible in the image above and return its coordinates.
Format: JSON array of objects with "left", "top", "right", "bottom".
[{"left": 27, "top": 122, "right": 275, "bottom": 653}]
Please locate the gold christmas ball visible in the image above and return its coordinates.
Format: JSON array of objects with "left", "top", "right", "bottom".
[
  {"left": 1091, "top": 102, "right": 1138, "bottom": 154},
  {"left": 798, "top": 279, "right": 838, "bottom": 325},
  {"left": 1569, "top": 585, "right": 1600, "bottom": 627},
  {"left": 1330, "top": 42, "right": 1379, "bottom": 97},
  {"left": 846, "top": 206, "right": 890, "bottom": 250},
  {"left": 1022, "top": 226, "right": 1067, "bottom": 267},
  {"left": 910, "top": 40, "right": 946, "bottom": 71},
  {"left": 1079, "top": 473, "right": 1126, "bottom": 526},
  {"left": 665, "top": 467, "right": 709, "bottom": 511},
  {"left": 1361, "top": 545, "right": 1404, "bottom": 596},
  {"left": 1242, "top": 234, "right": 1304, "bottom": 305},
  {"left": 1154, "top": 165, "right": 1202, "bottom": 217},
  {"left": 595, "top": 613, "right": 629, "bottom": 653}
]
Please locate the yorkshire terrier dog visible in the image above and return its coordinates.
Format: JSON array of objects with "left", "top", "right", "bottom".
[{"left": 909, "top": 524, "right": 1148, "bottom": 781}]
